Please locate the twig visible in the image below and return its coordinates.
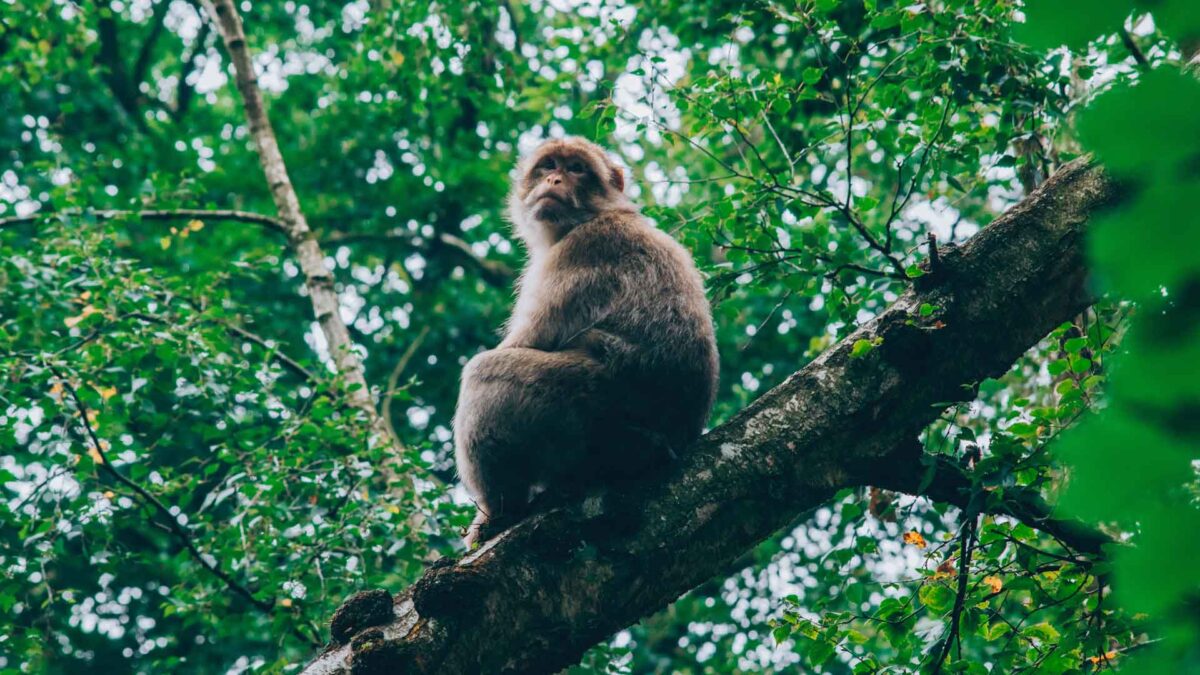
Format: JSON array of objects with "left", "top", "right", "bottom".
[
  {"left": 927, "top": 232, "right": 941, "bottom": 274},
  {"left": 434, "top": 232, "right": 516, "bottom": 286},
  {"left": 1118, "top": 27, "right": 1149, "bottom": 70},
  {"left": 885, "top": 98, "right": 955, "bottom": 246},
  {"left": 739, "top": 291, "right": 792, "bottom": 352}
]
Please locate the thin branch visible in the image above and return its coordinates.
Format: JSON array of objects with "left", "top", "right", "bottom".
[
  {"left": 868, "top": 451, "right": 1114, "bottom": 557},
  {"left": 381, "top": 325, "right": 432, "bottom": 444},
  {"left": 833, "top": 201, "right": 908, "bottom": 275},
  {"left": 132, "top": 0, "right": 173, "bottom": 86},
  {"left": 222, "top": 321, "right": 317, "bottom": 382},
  {"left": 433, "top": 232, "right": 516, "bottom": 286},
  {"left": 1, "top": 209, "right": 512, "bottom": 287},
  {"left": 886, "top": 98, "right": 955, "bottom": 243},
  {"left": 739, "top": 291, "right": 792, "bottom": 352},
  {"left": 1118, "top": 27, "right": 1150, "bottom": 70},
  {"left": 54, "top": 372, "right": 275, "bottom": 614},
  {"left": 0, "top": 208, "right": 288, "bottom": 235},
  {"left": 320, "top": 230, "right": 514, "bottom": 286},
  {"left": 175, "top": 20, "right": 212, "bottom": 120},
  {"left": 931, "top": 515, "right": 977, "bottom": 674}
]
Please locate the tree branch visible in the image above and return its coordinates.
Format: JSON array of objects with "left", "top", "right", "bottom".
[
  {"left": 381, "top": 325, "right": 431, "bottom": 445},
  {"left": 0, "top": 209, "right": 513, "bottom": 286},
  {"left": 0, "top": 208, "right": 289, "bottom": 235},
  {"left": 301, "top": 158, "right": 1120, "bottom": 674},
  {"left": 54, "top": 371, "right": 275, "bottom": 614},
  {"left": 221, "top": 320, "right": 318, "bottom": 382},
  {"left": 931, "top": 515, "right": 977, "bottom": 674},
  {"left": 323, "top": 230, "right": 515, "bottom": 287},
  {"left": 97, "top": 10, "right": 141, "bottom": 123},
  {"left": 175, "top": 20, "right": 212, "bottom": 120},
  {"left": 132, "top": 0, "right": 173, "bottom": 87},
  {"left": 869, "top": 451, "right": 1113, "bottom": 557}
]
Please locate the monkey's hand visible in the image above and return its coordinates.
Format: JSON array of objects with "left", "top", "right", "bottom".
[{"left": 564, "top": 328, "right": 632, "bottom": 360}]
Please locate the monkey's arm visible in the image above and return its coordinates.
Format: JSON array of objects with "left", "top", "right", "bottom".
[
  {"left": 500, "top": 262, "right": 627, "bottom": 352},
  {"left": 562, "top": 327, "right": 637, "bottom": 361}
]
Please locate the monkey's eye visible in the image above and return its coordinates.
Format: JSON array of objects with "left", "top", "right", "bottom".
[
  {"left": 536, "top": 157, "right": 556, "bottom": 172},
  {"left": 567, "top": 161, "right": 587, "bottom": 175}
]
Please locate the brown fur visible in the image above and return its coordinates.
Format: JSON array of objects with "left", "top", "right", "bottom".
[{"left": 453, "top": 137, "right": 719, "bottom": 546}]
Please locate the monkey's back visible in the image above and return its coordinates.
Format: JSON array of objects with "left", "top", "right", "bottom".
[{"left": 558, "top": 212, "right": 719, "bottom": 456}]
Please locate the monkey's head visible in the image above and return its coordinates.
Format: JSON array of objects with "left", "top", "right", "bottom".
[{"left": 508, "top": 137, "right": 635, "bottom": 249}]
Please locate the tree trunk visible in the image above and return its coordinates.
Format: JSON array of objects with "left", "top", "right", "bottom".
[
  {"left": 300, "top": 158, "right": 1118, "bottom": 674},
  {"left": 202, "top": 0, "right": 377, "bottom": 421}
]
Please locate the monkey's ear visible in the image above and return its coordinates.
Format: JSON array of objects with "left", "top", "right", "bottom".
[{"left": 608, "top": 163, "right": 625, "bottom": 193}]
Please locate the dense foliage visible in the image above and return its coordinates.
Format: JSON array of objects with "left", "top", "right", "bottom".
[{"left": 0, "top": 0, "right": 1195, "bottom": 673}]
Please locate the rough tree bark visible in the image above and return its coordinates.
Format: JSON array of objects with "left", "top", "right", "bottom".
[{"left": 300, "top": 158, "right": 1118, "bottom": 674}]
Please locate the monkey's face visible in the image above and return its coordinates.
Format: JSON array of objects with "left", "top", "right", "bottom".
[
  {"left": 509, "top": 138, "right": 631, "bottom": 246},
  {"left": 522, "top": 151, "right": 602, "bottom": 223}
]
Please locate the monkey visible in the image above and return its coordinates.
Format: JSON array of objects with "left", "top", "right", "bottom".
[{"left": 452, "top": 136, "right": 719, "bottom": 547}]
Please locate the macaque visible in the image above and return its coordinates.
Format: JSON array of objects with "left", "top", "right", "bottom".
[{"left": 453, "top": 137, "right": 718, "bottom": 546}]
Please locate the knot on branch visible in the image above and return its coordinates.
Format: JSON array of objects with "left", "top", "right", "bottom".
[
  {"left": 330, "top": 589, "right": 395, "bottom": 645},
  {"left": 913, "top": 233, "right": 962, "bottom": 291},
  {"left": 349, "top": 626, "right": 414, "bottom": 675},
  {"left": 411, "top": 557, "right": 490, "bottom": 618}
]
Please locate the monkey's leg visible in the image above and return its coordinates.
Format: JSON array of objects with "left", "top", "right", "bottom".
[{"left": 453, "top": 347, "right": 602, "bottom": 544}]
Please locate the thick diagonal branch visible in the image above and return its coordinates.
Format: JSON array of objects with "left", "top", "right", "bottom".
[{"left": 301, "top": 158, "right": 1118, "bottom": 674}]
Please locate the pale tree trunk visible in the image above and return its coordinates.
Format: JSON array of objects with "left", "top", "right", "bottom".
[
  {"left": 300, "top": 158, "right": 1119, "bottom": 674},
  {"left": 201, "top": 0, "right": 379, "bottom": 425}
]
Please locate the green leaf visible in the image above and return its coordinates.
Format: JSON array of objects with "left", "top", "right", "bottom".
[
  {"left": 1023, "top": 621, "right": 1060, "bottom": 642},
  {"left": 1089, "top": 179, "right": 1200, "bottom": 298},
  {"left": 1079, "top": 70, "right": 1200, "bottom": 177},
  {"left": 850, "top": 337, "right": 883, "bottom": 358},
  {"left": 1113, "top": 504, "right": 1200, "bottom": 614},
  {"left": 919, "top": 583, "right": 955, "bottom": 613},
  {"left": 1058, "top": 412, "right": 1193, "bottom": 522},
  {"left": 1015, "top": 0, "right": 1129, "bottom": 49},
  {"left": 1063, "top": 337, "right": 1086, "bottom": 354}
]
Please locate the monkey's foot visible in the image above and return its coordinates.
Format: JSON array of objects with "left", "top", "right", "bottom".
[{"left": 462, "top": 510, "right": 515, "bottom": 549}]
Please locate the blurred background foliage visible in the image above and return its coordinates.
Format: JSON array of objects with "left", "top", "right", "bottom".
[{"left": 0, "top": 0, "right": 1196, "bottom": 672}]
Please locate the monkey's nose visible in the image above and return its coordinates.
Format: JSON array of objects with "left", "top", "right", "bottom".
[{"left": 549, "top": 176, "right": 563, "bottom": 185}]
